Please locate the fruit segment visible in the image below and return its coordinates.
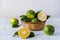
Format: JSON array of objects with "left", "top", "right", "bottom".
[
  {"left": 18, "top": 27, "right": 30, "bottom": 38},
  {"left": 37, "top": 11, "right": 47, "bottom": 21}
]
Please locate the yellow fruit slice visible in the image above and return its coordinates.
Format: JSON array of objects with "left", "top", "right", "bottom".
[
  {"left": 18, "top": 27, "right": 30, "bottom": 39},
  {"left": 37, "top": 11, "right": 47, "bottom": 21}
]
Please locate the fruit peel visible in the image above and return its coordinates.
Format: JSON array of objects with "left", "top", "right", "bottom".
[
  {"left": 43, "top": 25, "right": 55, "bottom": 35},
  {"left": 26, "top": 10, "right": 35, "bottom": 19}
]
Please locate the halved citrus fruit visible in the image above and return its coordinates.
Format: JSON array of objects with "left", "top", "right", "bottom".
[
  {"left": 18, "top": 27, "right": 30, "bottom": 39},
  {"left": 37, "top": 11, "right": 47, "bottom": 21}
]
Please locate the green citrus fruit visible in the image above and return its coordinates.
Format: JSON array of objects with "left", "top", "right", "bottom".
[
  {"left": 32, "top": 18, "right": 39, "bottom": 22},
  {"left": 10, "top": 18, "right": 19, "bottom": 25},
  {"left": 26, "top": 10, "right": 35, "bottom": 18},
  {"left": 43, "top": 25, "right": 55, "bottom": 35}
]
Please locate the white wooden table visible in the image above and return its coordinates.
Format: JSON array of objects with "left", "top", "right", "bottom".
[{"left": 0, "top": 18, "right": 60, "bottom": 40}]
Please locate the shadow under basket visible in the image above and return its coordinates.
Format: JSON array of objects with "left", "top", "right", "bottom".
[{"left": 22, "top": 21, "right": 45, "bottom": 31}]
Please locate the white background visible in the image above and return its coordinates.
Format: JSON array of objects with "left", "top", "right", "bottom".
[{"left": 0, "top": 0, "right": 60, "bottom": 18}]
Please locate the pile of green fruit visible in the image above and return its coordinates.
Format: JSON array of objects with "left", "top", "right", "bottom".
[
  {"left": 20, "top": 10, "right": 50, "bottom": 22},
  {"left": 10, "top": 10, "right": 55, "bottom": 39}
]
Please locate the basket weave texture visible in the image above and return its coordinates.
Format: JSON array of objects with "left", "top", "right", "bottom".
[{"left": 22, "top": 21, "right": 45, "bottom": 31}]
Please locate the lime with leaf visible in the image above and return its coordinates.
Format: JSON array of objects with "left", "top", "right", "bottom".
[{"left": 10, "top": 18, "right": 19, "bottom": 28}]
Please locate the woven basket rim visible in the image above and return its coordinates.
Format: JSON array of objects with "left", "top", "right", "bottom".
[{"left": 22, "top": 21, "right": 46, "bottom": 24}]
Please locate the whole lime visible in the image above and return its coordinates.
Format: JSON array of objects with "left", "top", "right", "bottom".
[
  {"left": 26, "top": 10, "right": 35, "bottom": 18},
  {"left": 10, "top": 18, "right": 19, "bottom": 25},
  {"left": 32, "top": 18, "right": 39, "bottom": 22},
  {"left": 43, "top": 25, "right": 55, "bottom": 35}
]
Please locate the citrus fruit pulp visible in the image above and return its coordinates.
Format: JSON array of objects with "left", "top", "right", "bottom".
[
  {"left": 18, "top": 27, "right": 30, "bottom": 38},
  {"left": 37, "top": 11, "right": 47, "bottom": 21}
]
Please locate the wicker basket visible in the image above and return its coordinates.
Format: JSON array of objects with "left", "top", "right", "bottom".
[{"left": 21, "top": 21, "right": 45, "bottom": 31}]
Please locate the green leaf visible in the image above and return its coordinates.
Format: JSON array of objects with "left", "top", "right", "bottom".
[
  {"left": 36, "top": 10, "right": 42, "bottom": 14},
  {"left": 47, "top": 15, "right": 50, "bottom": 19},
  {"left": 12, "top": 24, "right": 20, "bottom": 28},
  {"left": 28, "top": 32, "right": 35, "bottom": 38},
  {"left": 35, "top": 10, "right": 42, "bottom": 18},
  {"left": 20, "top": 15, "right": 27, "bottom": 19},
  {"left": 13, "top": 31, "right": 18, "bottom": 37},
  {"left": 20, "top": 15, "right": 31, "bottom": 22}
]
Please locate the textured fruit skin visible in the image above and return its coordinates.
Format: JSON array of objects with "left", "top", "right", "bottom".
[
  {"left": 10, "top": 18, "right": 19, "bottom": 25},
  {"left": 32, "top": 18, "right": 39, "bottom": 22},
  {"left": 43, "top": 25, "right": 55, "bottom": 35},
  {"left": 18, "top": 27, "right": 30, "bottom": 39},
  {"left": 26, "top": 10, "right": 35, "bottom": 18}
]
